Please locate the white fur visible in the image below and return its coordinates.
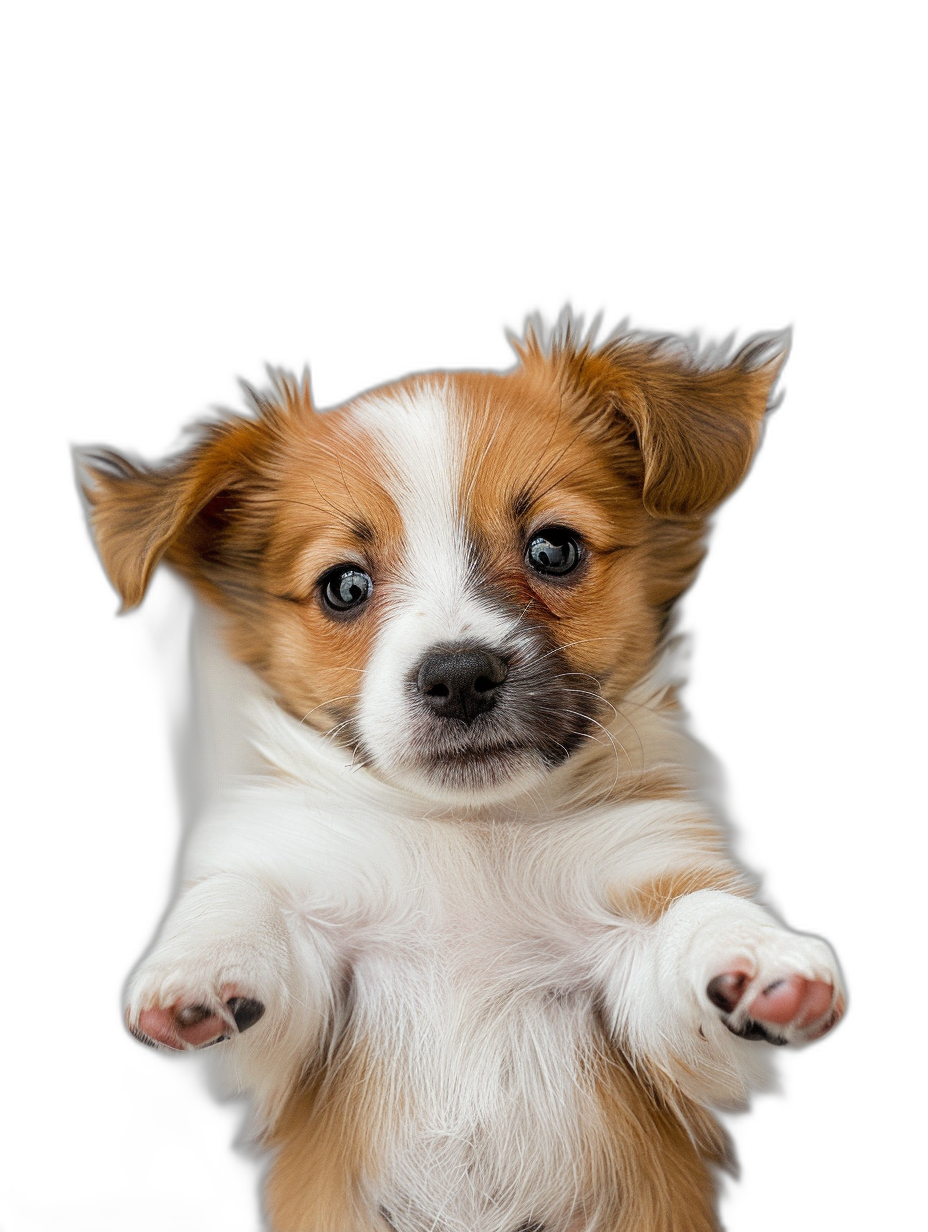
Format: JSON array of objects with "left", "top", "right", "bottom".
[{"left": 352, "top": 383, "right": 542, "bottom": 802}]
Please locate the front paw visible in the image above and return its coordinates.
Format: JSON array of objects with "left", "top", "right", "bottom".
[
  {"left": 127, "top": 968, "right": 267, "bottom": 1051},
  {"left": 705, "top": 936, "right": 844, "bottom": 1046}
]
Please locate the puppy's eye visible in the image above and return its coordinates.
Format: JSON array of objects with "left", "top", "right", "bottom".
[
  {"left": 525, "top": 527, "right": 582, "bottom": 577},
  {"left": 320, "top": 565, "right": 373, "bottom": 613}
]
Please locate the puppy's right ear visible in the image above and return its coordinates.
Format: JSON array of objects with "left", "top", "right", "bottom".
[{"left": 78, "top": 417, "right": 262, "bottom": 612}]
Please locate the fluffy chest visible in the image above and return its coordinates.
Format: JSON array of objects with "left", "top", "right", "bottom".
[{"left": 306, "top": 854, "right": 613, "bottom": 1232}]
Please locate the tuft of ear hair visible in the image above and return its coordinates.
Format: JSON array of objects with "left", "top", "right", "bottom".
[{"left": 518, "top": 317, "right": 789, "bottom": 520}]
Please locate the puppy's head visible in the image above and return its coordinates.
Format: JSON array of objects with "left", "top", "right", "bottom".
[{"left": 82, "top": 321, "right": 785, "bottom": 804}]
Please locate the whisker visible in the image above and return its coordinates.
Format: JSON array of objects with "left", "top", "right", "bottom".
[
  {"left": 270, "top": 496, "right": 346, "bottom": 519},
  {"left": 322, "top": 718, "right": 356, "bottom": 742},
  {"left": 544, "top": 670, "right": 607, "bottom": 692},
  {"left": 529, "top": 450, "right": 606, "bottom": 507},
  {"left": 524, "top": 636, "right": 612, "bottom": 667},
  {"left": 462, "top": 404, "right": 506, "bottom": 512},
  {"left": 506, "top": 599, "right": 536, "bottom": 636},
  {"left": 521, "top": 421, "right": 591, "bottom": 504},
  {"left": 300, "top": 693, "right": 363, "bottom": 725},
  {"left": 555, "top": 687, "right": 619, "bottom": 720},
  {"left": 307, "top": 472, "right": 361, "bottom": 527},
  {"left": 519, "top": 387, "right": 566, "bottom": 497}
]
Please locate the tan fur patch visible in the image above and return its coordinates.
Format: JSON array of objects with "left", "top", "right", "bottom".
[
  {"left": 612, "top": 862, "right": 755, "bottom": 925},
  {"left": 265, "top": 1043, "right": 386, "bottom": 1232},
  {"left": 224, "top": 403, "right": 406, "bottom": 732},
  {"left": 587, "top": 1037, "right": 731, "bottom": 1232},
  {"left": 445, "top": 367, "right": 660, "bottom": 720}
]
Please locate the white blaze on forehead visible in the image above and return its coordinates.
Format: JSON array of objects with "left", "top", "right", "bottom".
[
  {"left": 350, "top": 383, "right": 515, "bottom": 782},
  {"left": 355, "top": 381, "right": 469, "bottom": 611}
]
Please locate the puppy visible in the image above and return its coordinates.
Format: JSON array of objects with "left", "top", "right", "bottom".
[{"left": 83, "top": 317, "right": 844, "bottom": 1232}]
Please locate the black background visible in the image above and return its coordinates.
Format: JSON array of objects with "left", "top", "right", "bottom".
[{"left": 14, "top": 226, "right": 867, "bottom": 1227}]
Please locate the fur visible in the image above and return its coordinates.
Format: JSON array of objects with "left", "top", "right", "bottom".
[{"left": 81, "top": 315, "right": 843, "bottom": 1232}]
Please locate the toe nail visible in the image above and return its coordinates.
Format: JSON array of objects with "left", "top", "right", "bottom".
[
  {"left": 227, "top": 997, "right": 265, "bottom": 1033},
  {"left": 727, "top": 1018, "right": 788, "bottom": 1045},
  {"left": 176, "top": 1004, "right": 213, "bottom": 1028},
  {"left": 707, "top": 973, "right": 747, "bottom": 1013},
  {"left": 129, "top": 1025, "right": 159, "bottom": 1048},
  {"left": 199, "top": 1034, "right": 231, "bottom": 1049}
]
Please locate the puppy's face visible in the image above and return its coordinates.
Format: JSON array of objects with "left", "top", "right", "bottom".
[
  {"left": 85, "top": 326, "right": 783, "bottom": 804},
  {"left": 311, "top": 372, "right": 656, "bottom": 804}
]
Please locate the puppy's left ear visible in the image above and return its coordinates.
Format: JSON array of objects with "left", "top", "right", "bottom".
[{"left": 601, "top": 331, "right": 789, "bottom": 519}]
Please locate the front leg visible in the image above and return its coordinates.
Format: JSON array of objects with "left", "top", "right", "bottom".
[
  {"left": 127, "top": 873, "right": 332, "bottom": 1063},
  {"left": 600, "top": 885, "right": 845, "bottom": 1106}
]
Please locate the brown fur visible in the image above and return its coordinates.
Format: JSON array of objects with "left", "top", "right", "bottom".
[
  {"left": 265, "top": 1044, "right": 387, "bottom": 1232},
  {"left": 613, "top": 864, "right": 755, "bottom": 926},
  {"left": 587, "top": 1041, "right": 733, "bottom": 1232}
]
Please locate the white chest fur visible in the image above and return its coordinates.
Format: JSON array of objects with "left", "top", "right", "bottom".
[{"left": 302, "top": 830, "right": 610, "bottom": 1232}]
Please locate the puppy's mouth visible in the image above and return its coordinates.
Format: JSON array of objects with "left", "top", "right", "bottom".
[{"left": 384, "top": 637, "right": 602, "bottom": 802}]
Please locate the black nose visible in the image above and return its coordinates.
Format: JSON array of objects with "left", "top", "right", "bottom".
[{"left": 416, "top": 648, "right": 509, "bottom": 724}]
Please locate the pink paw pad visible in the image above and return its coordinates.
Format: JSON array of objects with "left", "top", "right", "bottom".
[
  {"left": 129, "top": 992, "right": 265, "bottom": 1050},
  {"left": 707, "top": 971, "right": 843, "bottom": 1044}
]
